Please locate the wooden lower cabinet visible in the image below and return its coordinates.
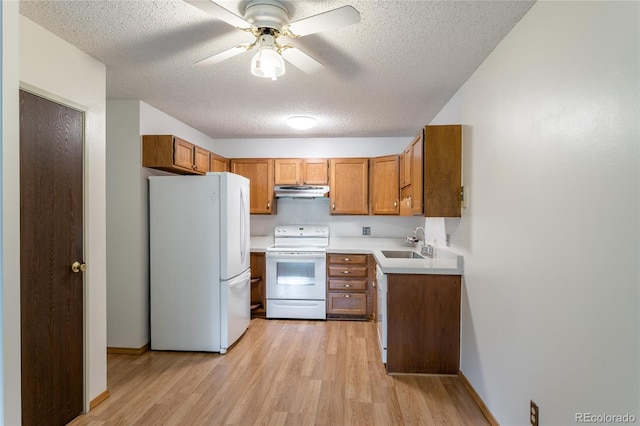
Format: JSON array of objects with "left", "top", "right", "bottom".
[
  {"left": 386, "top": 274, "right": 461, "bottom": 374},
  {"left": 250, "top": 252, "right": 266, "bottom": 318},
  {"left": 326, "top": 253, "right": 372, "bottom": 319}
]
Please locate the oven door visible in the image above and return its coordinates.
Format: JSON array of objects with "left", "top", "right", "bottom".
[{"left": 266, "top": 251, "right": 326, "bottom": 300}]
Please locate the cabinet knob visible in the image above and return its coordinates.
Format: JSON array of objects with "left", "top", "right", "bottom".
[
  {"left": 344, "top": 294, "right": 351, "bottom": 298},
  {"left": 394, "top": 200, "right": 398, "bottom": 207},
  {"left": 267, "top": 202, "right": 270, "bottom": 209},
  {"left": 344, "top": 284, "right": 351, "bottom": 288},
  {"left": 342, "top": 270, "right": 351, "bottom": 274},
  {"left": 332, "top": 203, "right": 336, "bottom": 211},
  {"left": 343, "top": 258, "right": 351, "bottom": 262}
]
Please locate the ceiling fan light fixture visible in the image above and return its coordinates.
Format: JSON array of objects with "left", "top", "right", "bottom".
[
  {"left": 250, "top": 34, "right": 285, "bottom": 80},
  {"left": 287, "top": 115, "right": 317, "bottom": 130}
]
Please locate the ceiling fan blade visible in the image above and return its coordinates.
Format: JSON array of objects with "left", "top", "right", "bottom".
[
  {"left": 284, "top": 6, "right": 360, "bottom": 37},
  {"left": 281, "top": 47, "right": 325, "bottom": 74},
  {"left": 184, "top": 0, "right": 252, "bottom": 30},
  {"left": 195, "top": 45, "right": 248, "bottom": 66}
]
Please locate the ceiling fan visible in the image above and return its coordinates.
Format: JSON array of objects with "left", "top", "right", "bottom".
[{"left": 184, "top": 0, "right": 361, "bottom": 80}]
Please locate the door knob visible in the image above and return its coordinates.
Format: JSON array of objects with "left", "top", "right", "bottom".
[{"left": 71, "top": 261, "right": 87, "bottom": 273}]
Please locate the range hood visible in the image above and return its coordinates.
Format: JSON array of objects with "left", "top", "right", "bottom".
[{"left": 274, "top": 185, "right": 330, "bottom": 199}]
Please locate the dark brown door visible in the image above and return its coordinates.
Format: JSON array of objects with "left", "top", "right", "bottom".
[{"left": 20, "top": 90, "right": 84, "bottom": 425}]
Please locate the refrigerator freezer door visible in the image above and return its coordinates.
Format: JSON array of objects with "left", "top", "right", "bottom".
[
  {"left": 219, "top": 173, "right": 251, "bottom": 280},
  {"left": 220, "top": 268, "right": 251, "bottom": 353},
  {"left": 149, "top": 176, "right": 222, "bottom": 352}
]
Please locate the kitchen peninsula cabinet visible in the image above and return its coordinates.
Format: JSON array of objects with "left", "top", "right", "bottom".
[
  {"left": 326, "top": 253, "right": 371, "bottom": 319},
  {"left": 142, "top": 135, "right": 210, "bottom": 175},
  {"left": 329, "top": 158, "right": 369, "bottom": 215},
  {"left": 386, "top": 274, "right": 461, "bottom": 374},
  {"left": 371, "top": 155, "right": 400, "bottom": 215},
  {"left": 230, "top": 159, "right": 275, "bottom": 214},
  {"left": 274, "top": 158, "right": 329, "bottom": 185}
]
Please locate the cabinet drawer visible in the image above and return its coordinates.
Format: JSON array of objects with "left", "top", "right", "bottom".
[
  {"left": 327, "top": 254, "right": 367, "bottom": 265},
  {"left": 328, "top": 265, "right": 368, "bottom": 278},
  {"left": 328, "top": 279, "right": 367, "bottom": 291},
  {"left": 327, "top": 293, "right": 367, "bottom": 315}
]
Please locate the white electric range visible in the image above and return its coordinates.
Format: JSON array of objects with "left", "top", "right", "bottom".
[{"left": 265, "top": 225, "right": 329, "bottom": 319}]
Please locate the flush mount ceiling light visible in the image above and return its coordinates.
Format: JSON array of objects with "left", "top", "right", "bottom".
[{"left": 287, "top": 116, "right": 317, "bottom": 130}]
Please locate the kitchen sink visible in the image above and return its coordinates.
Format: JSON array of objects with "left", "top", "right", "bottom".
[{"left": 381, "top": 250, "right": 424, "bottom": 259}]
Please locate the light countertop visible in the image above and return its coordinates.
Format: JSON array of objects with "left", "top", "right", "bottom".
[{"left": 250, "top": 236, "right": 463, "bottom": 275}]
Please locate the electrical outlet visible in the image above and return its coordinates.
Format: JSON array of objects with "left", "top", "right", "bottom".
[
  {"left": 530, "top": 400, "right": 539, "bottom": 426},
  {"left": 362, "top": 227, "right": 371, "bottom": 236}
]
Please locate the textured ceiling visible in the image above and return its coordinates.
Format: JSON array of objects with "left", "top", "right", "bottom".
[{"left": 19, "top": 0, "right": 535, "bottom": 139}]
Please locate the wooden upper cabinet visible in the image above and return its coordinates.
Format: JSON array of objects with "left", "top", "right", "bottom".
[
  {"left": 303, "top": 159, "right": 329, "bottom": 184},
  {"left": 274, "top": 158, "right": 301, "bottom": 184},
  {"left": 423, "top": 125, "right": 462, "bottom": 217},
  {"left": 329, "top": 158, "right": 369, "bottom": 215},
  {"left": 193, "top": 146, "right": 210, "bottom": 174},
  {"left": 209, "top": 152, "right": 229, "bottom": 172},
  {"left": 371, "top": 155, "right": 399, "bottom": 215},
  {"left": 274, "top": 158, "right": 329, "bottom": 185},
  {"left": 143, "top": 135, "right": 209, "bottom": 175},
  {"left": 230, "top": 158, "right": 275, "bottom": 214},
  {"left": 410, "top": 134, "right": 423, "bottom": 215},
  {"left": 400, "top": 145, "right": 412, "bottom": 188}
]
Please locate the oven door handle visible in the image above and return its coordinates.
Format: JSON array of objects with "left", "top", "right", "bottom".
[{"left": 267, "top": 252, "right": 326, "bottom": 259}]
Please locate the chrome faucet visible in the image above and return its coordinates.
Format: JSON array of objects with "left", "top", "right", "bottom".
[
  {"left": 406, "top": 226, "right": 425, "bottom": 247},
  {"left": 414, "top": 227, "right": 426, "bottom": 247}
]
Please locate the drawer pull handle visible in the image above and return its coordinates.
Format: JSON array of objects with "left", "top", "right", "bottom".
[
  {"left": 342, "top": 271, "right": 351, "bottom": 274},
  {"left": 344, "top": 294, "right": 351, "bottom": 298},
  {"left": 344, "top": 284, "right": 351, "bottom": 288},
  {"left": 343, "top": 258, "right": 351, "bottom": 261}
]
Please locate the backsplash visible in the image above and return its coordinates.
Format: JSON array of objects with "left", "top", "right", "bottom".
[{"left": 250, "top": 197, "right": 422, "bottom": 238}]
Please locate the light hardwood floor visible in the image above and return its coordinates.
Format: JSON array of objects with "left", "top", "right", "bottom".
[{"left": 70, "top": 319, "right": 490, "bottom": 425}]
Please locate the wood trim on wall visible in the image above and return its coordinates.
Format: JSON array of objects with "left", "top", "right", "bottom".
[
  {"left": 459, "top": 370, "right": 500, "bottom": 426},
  {"left": 89, "top": 389, "right": 110, "bottom": 410},
  {"left": 107, "top": 343, "right": 150, "bottom": 355}
]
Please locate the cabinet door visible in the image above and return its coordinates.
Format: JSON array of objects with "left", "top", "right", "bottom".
[
  {"left": 302, "top": 159, "right": 329, "bottom": 184},
  {"left": 401, "top": 145, "right": 412, "bottom": 188},
  {"left": 424, "top": 125, "right": 462, "bottom": 217},
  {"left": 274, "top": 159, "right": 302, "bottom": 184},
  {"left": 209, "top": 152, "right": 228, "bottom": 172},
  {"left": 327, "top": 293, "right": 367, "bottom": 316},
  {"left": 173, "top": 137, "right": 195, "bottom": 172},
  {"left": 410, "top": 134, "right": 423, "bottom": 215},
  {"left": 386, "top": 274, "right": 461, "bottom": 374},
  {"left": 329, "top": 158, "right": 369, "bottom": 215},
  {"left": 193, "top": 146, "right": 210, "bottom": 175},
  {"left": 371, "top": 155, "right": 399, "bottom": 215},
  {"left": 230, "top": 159, "right": 274, "bottom": 214}
]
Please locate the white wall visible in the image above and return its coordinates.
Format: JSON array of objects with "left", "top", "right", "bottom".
[
  {"left": 19, "top": 14, "right": 108, "bottom": 410},
  {"left": 106, "top": 100, "right": 220, "bottom": 348},
  {"left": 106, "top": 100, "right": 147, "bottom": 348},
  {"left": 2, "top": 2, "right": 21, "bottom": 424},
  {"left": 214, "top": 136, "right": 410, "bottom": 159},
  {"left": 430, "top": 2, "right": 639, "bottom": 424}
]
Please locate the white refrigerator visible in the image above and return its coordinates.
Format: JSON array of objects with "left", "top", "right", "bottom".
[{"left": 149, "top": 172, "right": 251, "bottom": 353}]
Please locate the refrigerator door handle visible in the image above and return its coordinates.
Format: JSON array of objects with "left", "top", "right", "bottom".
[{"left": 240, "top": 186, "right": 247, "bottom": 264}]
